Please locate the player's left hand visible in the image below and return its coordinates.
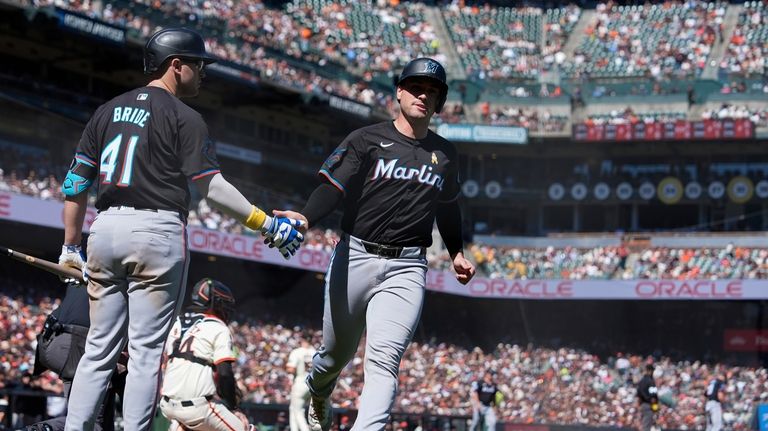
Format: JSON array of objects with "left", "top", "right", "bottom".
[
  {"left": 452, "top": 252, "right": 475, "bottom": 285},
  {"left": 58, "top": 244, "right": 88, "bottom": 284}
]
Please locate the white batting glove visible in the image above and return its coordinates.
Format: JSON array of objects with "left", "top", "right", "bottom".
[{"left": 59, "top": 244, "right": 88, "bottom": 284}]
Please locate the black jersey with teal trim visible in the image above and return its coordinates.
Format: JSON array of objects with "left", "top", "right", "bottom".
[
  {"left": 706, "top": 378, "right": 725, "bottom": 402},
  {"left": 471, "top": 380, "right": 498, "bottom": 406},
  {"left": 319, "top": 121, "right": 460, "bottom": 247},
  {"left": 72, "top": 86, "right": 220, "bottom": 216}
]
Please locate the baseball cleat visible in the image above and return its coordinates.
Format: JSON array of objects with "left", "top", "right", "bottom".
[{"left": 307, "top": 394, "right": 332, "bottom": 431}]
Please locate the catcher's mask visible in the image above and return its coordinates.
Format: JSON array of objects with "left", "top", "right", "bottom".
[{"left": 188, "top": 278, "right": 235, "bottom": 322}]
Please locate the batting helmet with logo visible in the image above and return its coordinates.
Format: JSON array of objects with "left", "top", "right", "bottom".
[
  {"left": 189, "top": 278, "right": 236, "bottom": 322},
  {"left": 143, "top": 27, "right": 217, "bottom": 75},
  {"left": 396, "top": 57, "right": 449, "bottom": 113}
]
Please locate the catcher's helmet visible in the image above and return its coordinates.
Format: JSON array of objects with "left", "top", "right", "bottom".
[
  {"left": 396, "top": 57, "right": 449, "bottom": 113},
  {"left": 189, "top": 278, "right": 235, "bottom": 322},
  {"left": 143, "top": 27, "right": 217, "bottom": 75}
]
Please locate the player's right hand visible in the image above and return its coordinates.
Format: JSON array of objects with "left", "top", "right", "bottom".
[
  {"left": 261, "top": 216, "right": 305, "bottom": 259},
  {"left": 58, "top": 244, "right": 87, "bottom": 284},
  {"left": 271, "top": 210, "right": 309, "bottom": 233}
]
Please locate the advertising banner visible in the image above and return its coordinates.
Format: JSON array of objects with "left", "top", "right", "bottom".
[
  {"left": 574, "top": 120, "right": 754, "bottom": 142},
  {"left": 3, "top": 192, "right": 766, "bottom": 300}
]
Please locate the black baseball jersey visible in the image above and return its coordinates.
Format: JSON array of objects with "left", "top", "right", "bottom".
[
  {"left": 51, "top": 283, "right": 90, "bottom": 327},
  {"left": 319, "top": 121, "right": 460, "bottom": 247},
  {"left": 706, "top": 378, "right": 725, "bottom": 402},
  {"left": 471, "top": 380, "right": 498, "bottom": 406},
  {"left": 73, "top": 86, "right": 220, "bottom": 216},
  {"left": 637, "top": 375, "right": 658, "bottom": 404}
]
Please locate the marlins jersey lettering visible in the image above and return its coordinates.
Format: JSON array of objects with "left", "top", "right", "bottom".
[
  {"left": 162, "top": 315, "right": 236, "bottom": 400},
  {"left": 74, "top": 86, "right": 220, "bottom": 216},
  {"left": 320, "top": 121, "right": 460, "bottom": 247}
]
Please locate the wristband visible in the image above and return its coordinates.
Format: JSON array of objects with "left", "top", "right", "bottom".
[
  {"left": 63, "top": 244, "right": 82, "bottom": 254},
  {"left": 244, "top": 206, "right": 267, "bottom": 231}
]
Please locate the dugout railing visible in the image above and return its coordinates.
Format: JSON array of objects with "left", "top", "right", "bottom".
[{"left": 3, "top": 388, "right": 717, "bottom": 431}]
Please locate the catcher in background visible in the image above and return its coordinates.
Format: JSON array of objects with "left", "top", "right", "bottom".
[{"left": 159, "top": 278, "right": 253, "bottom": 431}]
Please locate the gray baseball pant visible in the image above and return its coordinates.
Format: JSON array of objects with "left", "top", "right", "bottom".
[
  {"left": 306, "top": 234, "right": 427, "bottom": 431},
  {"left": 65, "top": 207, "right": 189, "bottom": 431},
  {"left": 639, "top": 403, "right": 654, "bottom": 431},
  {"left": 470, "top": 405, "right": 497, "bottom": 431},
  {"left": 706, "top": 400, "right": 723, "bottom": 431}
]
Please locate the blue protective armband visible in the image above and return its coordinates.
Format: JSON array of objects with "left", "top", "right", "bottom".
[{"left": 62, "top": 155, "right": 96, "bottom": 196}]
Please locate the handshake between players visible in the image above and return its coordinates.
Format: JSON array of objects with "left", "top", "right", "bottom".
[{"left": 263, "top": 210, "right": 309, "bottom": 259}]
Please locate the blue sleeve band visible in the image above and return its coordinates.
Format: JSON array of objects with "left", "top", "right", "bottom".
[
  {"left": 62, "top": 171, "right": 94, "bottom": 197},
  {"left": 63, "top": 157, "right": 97, "bottom": 196}
]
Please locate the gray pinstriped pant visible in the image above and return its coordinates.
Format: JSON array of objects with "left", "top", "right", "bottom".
[
  {"left": 307, "top": 234, "right": 427, "bottom": 431},
  {"left": 65, "top": 207, "right": 189, "bottom": 431}
]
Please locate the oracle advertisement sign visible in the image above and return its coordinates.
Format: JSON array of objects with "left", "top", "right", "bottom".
[
  {"left": 2, "top": 192, "right": 767, "bottom": 300},
  {"left": 723, "top": 330, "right": 768, "bottom": 352}
]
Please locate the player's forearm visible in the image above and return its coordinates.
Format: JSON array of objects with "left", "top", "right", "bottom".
[
  {"left": 63, "top": 193, "right": 88, "bottom": 245},
  {"left": 196, "top": 173, "right": 271, "bottom": 230},
  {"left": 436, "top": 201, "right": 464, "bottom": 258},
  {"left": 215, "top": 361, "right": 239, "bottom": 409},
  {"left": 301, "top": 182, "right": 343, "bottom": 226}
]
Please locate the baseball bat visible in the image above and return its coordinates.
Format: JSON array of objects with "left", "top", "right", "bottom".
[{"left": 0, "top": 245, "right": 84, "bottom": 282}]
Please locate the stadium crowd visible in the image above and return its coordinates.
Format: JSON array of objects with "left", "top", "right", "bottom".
[
  {"left": 480, "top": 103, "right": 569, "bottom": 132},
  {"left": 0, "top": 283, "right": 764, "bottom": 430},
  {"left": 15, "top": 0, "right": 768, "bottom": 133},
  {"left": 2, "top": 169, "right": 767, "bottom": 281},
  {"left": 719, "top": 0, "right": 767, "bottom": 78},
  {"left": 566, "top": 1, "right": 725, "bottom": 79}
]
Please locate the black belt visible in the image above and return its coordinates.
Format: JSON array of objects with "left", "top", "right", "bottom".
[
  {"left": 162, "top": 395, "right": 213, "bottom": 407},
  {"left": 60, "top": 323, "right": 89, "bottom": 337},
  {"left": 103, "top": 206, "right": 187, "bottom": 223},
  {"left": 361, "top": 240, "right": 422, "bottom": 258}
]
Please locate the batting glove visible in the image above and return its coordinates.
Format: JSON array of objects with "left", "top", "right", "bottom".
[
  {"left": 261, "top": 216, "right": 305, "bottom": 259},
  {"left": 59, "top": 244, "right": 88, "bottom": 284}
]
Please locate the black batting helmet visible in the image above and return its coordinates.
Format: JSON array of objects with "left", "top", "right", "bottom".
[
  {"left": 396, "top": 57, "right": 449, "bottom": 113},
  {"left": 189, "top": 278, "right": 235, "bottom": 322},
  {"left": 143, "top": 27, "right": 217, "bottom": 75}
]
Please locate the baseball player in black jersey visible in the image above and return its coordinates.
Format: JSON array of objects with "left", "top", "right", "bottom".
[
  {"left": 271, "top": 58, "right": 476, "bottom": 431},
  {"left": 58, "top": 28, "right": 304, "bottom": 431},
  {"left": 705, "top": 372, "right": 727, "bottom": 431},
  {"left": 470, "top": 371, "right": 498, "bottom": 431},
  {"left": 636, "top": 364, "right": 659, "bottom": 431}
]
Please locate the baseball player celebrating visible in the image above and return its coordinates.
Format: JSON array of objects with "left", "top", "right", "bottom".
[
  {"left": 272, "top": 57, "right": 476, "bottom": 431},
  {"left": 160, "top": 278, "right": 252, "bottom": 431},
  {"left": 287, "top": 337, "right": 317, "bottom": 431},
  {"left": 58, "top": 27, "right": 304, "bottom": 431}
]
